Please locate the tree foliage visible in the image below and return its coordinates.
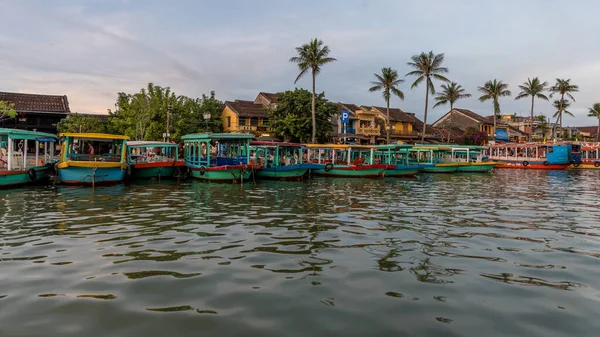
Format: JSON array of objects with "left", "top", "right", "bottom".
[
  {"left": 549, "top": 78, "right": 579, "bottom": 131},
  {"left": 55, "top": 113, "right": 108, "bottom": 134},
  {"left": 588, "top": 103, "right": 600, "bottom": 142},
  {"left": 0, "top": 101, "right": 17, "bottom": 121},
  {"left": 478, "top": 79, "right": 511, "bottom": 140},
  {"left": 406, "top": 51, "right": 449, "bottom": 142},
  {"left": 369, "top": 67, "right": 405, "bottom": 143},
  {"left": 290, "top": 38, "right": 336, "bottom": 143},
  {"left": 268, "top": 89, "right": 336, "bottom": 143},
  {"left": 515, "top": 77, "right": 549, "bottom": 141},
  {"left": 457, "top": 127, "right": 489, "bottom": 145},
  {"left": 108, "top": 83, "right": 222, "bottom": 141}
]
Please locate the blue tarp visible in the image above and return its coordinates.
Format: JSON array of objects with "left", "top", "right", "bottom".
[{"left": 495, "top": 129, "right": 509, "bottom": 141}]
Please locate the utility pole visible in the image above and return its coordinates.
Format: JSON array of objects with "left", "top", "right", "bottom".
[{"left": 165, "top": 104, "right": 171, "bottom": 142}]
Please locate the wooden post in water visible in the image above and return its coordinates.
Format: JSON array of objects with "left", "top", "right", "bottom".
[
  {"left": 23, "top": 139, "right": 28, "bottom": 169},
  {"left": 7, "top": 137, "right": 12, "bottom": 170},
  {"left": 35, "top": 140, "right": 39, "bottom": 166}
]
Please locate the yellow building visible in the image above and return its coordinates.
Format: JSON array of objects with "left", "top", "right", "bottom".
[{"left": 221, "top": 92, "right": 278, "bottom": 136}]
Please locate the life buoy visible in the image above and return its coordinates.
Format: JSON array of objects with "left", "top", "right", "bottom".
[
  {"left": 522, "top": 161, "right": 529, "bottom": 167},
  {"left": 573, "top": 162, "right": 580, "bottom": 168},
  {"left": 324, "top": 163, "right": 334, "bottom": 172},
  {"left": 28, "top": 168, "right": 37, "bottom": 181},
  {"left": 543, "top": 161, "right": 549, "bottom": 166},
  {"left": 199, "top": 165, "right": 207, "bottom": 176},
  {"left": 595, "top": 162, "right": 600, "bottom": 168}
]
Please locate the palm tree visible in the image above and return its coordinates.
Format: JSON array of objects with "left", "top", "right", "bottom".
[
  {"left": 406, "top": 51, "right": 450, "bottom": 142},
  {"left": 515, "top": 77, "right": 549, "bottom": 142},
  {"left": 290, "top": 38, "right": 337, "bottom": 143},
  {"left": 433, "top": 81, "right": 471, "bottom": 142},
  {"left": 549, "top": 79, "right": 579, "bottom": 136},
  {"left": 369, "top": 67, "right": 405, "bottom": 143},
  {"left": 478, "top": 80, "right": 511, "bottom": 140},
  {"left": 588, "top": 103, "right": 600, "bottom": 142}
]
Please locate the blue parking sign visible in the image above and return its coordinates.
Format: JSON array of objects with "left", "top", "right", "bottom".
[{"left": 341, "top": 109, "right": 349, "bottom": 124}]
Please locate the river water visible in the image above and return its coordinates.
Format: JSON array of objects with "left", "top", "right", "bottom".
[{"left": 1, "top": 170, "right": 600, "bottom": 336}]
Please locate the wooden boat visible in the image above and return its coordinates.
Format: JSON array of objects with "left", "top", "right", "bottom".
[
  {"left": 409, "top": 146, "right": 462, "bottom": 173},
  {"left": 56, "top": 133, "right": 129, "bottom": 185},
  {"left": 182, "top": 133, "right": 261, "bottom": 182},
  {"left": 0, "top": 128, "right": 58, "bottom": 187},
  {"left": 127, "top": 141, "right": 186, "bottom": 179},
  {"left": 249, "top": 141, "right": 309, "bottom": 180},
  {"left": 486, "top": 143, "right": 573, "bottom": 170},
  {"left": 374, "top": 144, "right": 421, "bottom": 177},
  {"left": 448, "top": 145, "right": 498, "bottom": 172},
  {"left": 304, "top": 144, "right": 393, "bottom": 178},
  {"left": 570, "top": 143, "right": 600, "bottom": 169}
]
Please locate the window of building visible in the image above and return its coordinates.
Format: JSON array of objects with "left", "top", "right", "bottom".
[{"left": 227, "top": 116, "right": 231, "bottom": 127}]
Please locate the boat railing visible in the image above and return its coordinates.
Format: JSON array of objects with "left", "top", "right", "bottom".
[
  {"left": 489, "top": 155, "right": 546, "bottom": 161},
  {"left": 67, "top": 154, "right": 121, "bottom": 162}
]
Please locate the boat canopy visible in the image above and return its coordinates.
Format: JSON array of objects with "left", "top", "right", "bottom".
[
  {"left": 412, "top": 146, "right": 453, "bottom": 151},
  {"left": 60, "top": 133, "right": 130, "bottom": 140},
  {"left": 449, "top": 145, "right": 489, "bottom": 151},
  {"left": 250, "top": 141, "right": 303, "bottom": 147},
  {"left": 127, "top": 141, "right": 178, "bottom": 148},
  {"left": 0, "top": 128, "right": 58, "bottom": 141},
  {"left": 375, "top": 144, "right": 413, "bottom": 150},
  {"left": 181, "top": 133, "right": 255, "bottom": 141},
  {"left": 304, "top": 144, "right": 375, "bottom": 150}
]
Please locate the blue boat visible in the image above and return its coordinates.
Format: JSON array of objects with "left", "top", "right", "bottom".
[
  {"left": 57, "top": 133, "right": 129, "bottom": 186},
  {"left": 249, "top": 141, "right": 311, "bottom": 180},
  {"left": 374, "top": 144, "right": 421, "bottom": 177},
  {"left": 0, "top": 128, "right": 58, "bottom": 187}
]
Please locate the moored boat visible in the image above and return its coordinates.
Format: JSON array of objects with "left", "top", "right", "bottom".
[
  {"left": 127, "top": 141, "right": 186, "bottom": 179},
  {"left": 409, "top": 146, "right": 462, "bottom": 173},
  {"left": 374, "top": 144, "right": 420, "bottom": 177},
  {"left": 0, "top": 128, "right": 58, "bottom": 187},
  {"left": 305, "top": 144, "right": 393, "bottom": 178},
  {"left": 182, "top": 133, "right": 260, "bottom": 182},
  {"left": 250, "top": 141, "right": 309, "bottom": 180},
  {"left": 56, "top": 133, "right": 129, "bottom": 185},
  {"left": 570, "top": 143, "right": 600, "bottom": 169},
  {"left": 486, "top": 143, "right": 573, "bottom": 170},
  {"left": 448, "top": 145, "right": 498, "bottom": 172}
]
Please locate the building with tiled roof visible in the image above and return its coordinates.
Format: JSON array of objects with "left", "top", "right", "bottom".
[
  {"left": 0, "top": 91, "right": 70, "bottom": 134},
  {"left": 221, "top": 94, "right": 272, "bottom": 135}
]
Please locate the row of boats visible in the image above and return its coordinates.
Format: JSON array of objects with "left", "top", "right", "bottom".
[{"left": 0, "top": 128, "right": 597, "bottom": 187}]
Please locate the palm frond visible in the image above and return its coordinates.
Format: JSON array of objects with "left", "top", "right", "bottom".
[{"left": 410, "top": 76, "right": 425, "bottom": 89}]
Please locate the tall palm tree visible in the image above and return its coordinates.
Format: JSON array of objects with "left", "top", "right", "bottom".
[
  {"left": 406, "top": 51, "right": 450, "bottom": 142},
  {"left": 588, "top": 103, "right": 600, "bottom": 142},
  {"left": 478, "top": 80, "right": 511, "bottom": 140},
  {"left": 433, "top": 81, "right": 471, "bottom": 143},
  {"left": 369, "top": 67, "right": 405, "bottom": 143},
  {"left": 552, "top": 99, "right": 573, "bottom": 139},
  {"left": 515, "top": 77, "right": 549, "bottom": 142},
  {"left": 290, "top": 38, "right": 337, "bottom": 143},
  {"left": 549, "top": 79, "right": 579, "bottom": 135}
]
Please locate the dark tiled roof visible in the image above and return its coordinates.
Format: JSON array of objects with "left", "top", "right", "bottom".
[
  {"left": 338, "top": 103, "right": 361, "bottom": 117},
  {"left": 258, "top": 92, "right": 278, "bottom": 104},
  {"left": 403, "top": 111, "right": 425, "bottom": 132},
  {"left": 498, "top": 123, "right": 528, "bottom": 136},
  {"left": 0, "top": 91, "right": 70, "bottom": 114},
  {"left": 452, "top": 108, "right": 492, "bottom": 124},
  {"left": 225, "top": 100, "right": 268, "bottom": 118},
  {"left": 576, "top": 126, "right": 599, "bottom": 136},
  {"left": 372, "top": 106, "right": 415, "bottom": 123}
]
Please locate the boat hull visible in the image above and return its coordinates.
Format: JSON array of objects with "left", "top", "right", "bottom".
[
  {"left": 457, "top": 163, "right": 497, "bottom": 172},
  {"left": 129, "top": 161, "right": 185, "bottom": 179},
  {"left": 255, "top": 164, "right": 308, "bottom": 180},
  {"left": 58, "top": 166, "right": 126, "bottom": 185},
  {"left": 570, "top": 162, "right": 600, "bottom": 169},
  {"left": 421, "top": 164, "right": 459, "bottom": 173},
  {"left": 495, "top": 161, "right": 570, "bottom": 170},
  {"left": 313, "top": 164, "right": 390, "bottom": 178},
  {"left": 385, "top": 166, "right": 421, "bottom": 177},
  {"left": 0, "top": 166, "right": 52, "bottom": 187},
  {"left": 190, "top": 165, "right": 253, "bottom": 182}
]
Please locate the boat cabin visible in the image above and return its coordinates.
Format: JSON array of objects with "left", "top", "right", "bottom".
[
  {"left": 127, "top": 141, "right": 179, "bottom": 164},
  {"left": 374, "top": 144, "right": 413, "bottom": 166},
  {"left": 304, "top": 144, "right": 376, "bottom": 166},
  {"left": 60, "top": 133, "right": 128, "bottom": 164},
  {"left": 486, "top": 143, "right": 573, "bottom": 164},
  {"left": 182, "top": 133, "right": 254, "bottom": 168},
  {"left": 0, "top": 128, "right": 58, "bottom": 171},
  {"left": 250, "top": 141, "right": 304, "bottom": 168}
]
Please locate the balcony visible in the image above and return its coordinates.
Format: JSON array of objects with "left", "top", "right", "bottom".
[
  {"left": 340, "top": 127, "right": 356, "bottom": 134},
  {"left": 357, "top": 127, "right": 381, "bottom": 136},
  {"left": 391, "top": 130, "right": 418, "bottom": 136}
]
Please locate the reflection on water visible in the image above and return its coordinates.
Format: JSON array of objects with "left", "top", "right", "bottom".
[{"left": 1, "top": 170, "right": 600, "bottom": 337}]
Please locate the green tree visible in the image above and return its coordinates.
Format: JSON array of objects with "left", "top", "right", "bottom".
[
  {"left": 552, "top": 99, "right": 573, "bottom": 139},
  {"left": 549, "top": 79, "right": 579, "bottom": 133},
  {"left": 478, "top": 80, "right": 511, "bottom": 140},
  {"left": 588, "top": 103, "right": 600, "bottom": 142},
  {"left": 0, "top": 101, "right": 17, "bottom": 121},
  {"left": 290, "top": 38, "right": 337, "bottom": 143},
  {"left": 406, "top": 51, "right": 450, "bottom": 142},
  {"left": 433, "top": 81, "right": 471, "bottom": 142},
  {"left": 515, "top": 77, "right": 549, "bottom": 142},
  {"left": 268, "top": 88, "right": 337, "bottom": 143},
  {"left": 108, "top": 83, "right": 222, "bottom": 141},
  {"left": 369, "top": 67, "right": 405, "bottom": 143},
  {"left": 55, "top": 113, "right": 108, "bottom": 133}
]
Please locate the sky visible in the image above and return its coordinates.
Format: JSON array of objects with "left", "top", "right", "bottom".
[{"left": 1, "top": 0, "right": 599, "bottom": 126}]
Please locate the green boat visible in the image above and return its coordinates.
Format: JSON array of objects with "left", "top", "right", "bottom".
[
  {"left": 0, "top": 128, "right": 59, "bottom": 187},
  {"left": 304, "top": 144, "right": 393, "bottom": 178},
  {"left": 374, "top": 143, "right": 421, "bottom": 177},
  {"left": 449, "top": 145, "right": 498, "bottom": 172},
  {"left": 127, "top": 141, "right": 186, "bottom": 180},
  {"left": 182, "top": 133, "right": 260, "bottom": 182},
  {"left": 249, "top": 141, "right": 309, "bottom": 180},
  {"left": 409, "top": 146, "right": 462, "bottom": 173}
]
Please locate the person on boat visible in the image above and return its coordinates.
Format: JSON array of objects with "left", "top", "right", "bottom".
[{"left": 88, "top": 143, "right": 95, "bottom": 155}]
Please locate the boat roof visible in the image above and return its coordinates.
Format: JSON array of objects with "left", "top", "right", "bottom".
[
  {"left": 60, "top": 133, "right": 129, "bottom": 140},
  {"left": 127, "top": 141, "right": 177, "bottom": 147},
  {"left": 375, "top": 144, "right": 413, "bottom": 150},
  {"left": 487, "top": 142, "right": 565, "bottom": 148},
  {"left": 181, "top": 133, "right": 255, "bottom": 140},
  {"left": 304, "top": 144, "right": 375, "bottom": 150},
  {"left": 412, "top": 146, "right": 453, "bottom": 151},
  {"left": 449, "top": 145, "right": 488, "bottom": 150},
  {"left": 0, "top": 128, "right": 58, "bottom": 141},
  {"left": 250, "top": 141, "right": 303, "bottom": 147}
]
